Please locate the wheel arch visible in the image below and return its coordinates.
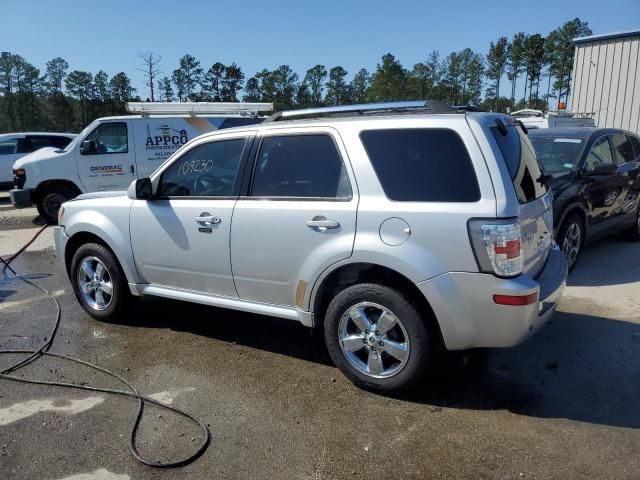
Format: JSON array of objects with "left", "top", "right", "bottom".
[
  {"left": 310, "top": 262, "right": 444, "bottom": 346},
  {"left": 35, "top": 179, "right": 82, "bottom": 201},
  {"left": 63, "top": 226, "right": 140, "bottom": 287}
]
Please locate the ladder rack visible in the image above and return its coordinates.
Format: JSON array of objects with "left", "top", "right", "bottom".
[{"left": 125, "top": 102, "right": 274, "bottom": 117}]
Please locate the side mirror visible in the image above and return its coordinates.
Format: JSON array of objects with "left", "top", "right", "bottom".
[
  {"left": 586, "top": 163, "right": 618, "bottom": 176},
  {"left": 127, "top": 178, "right": 153, "bottom": 200},
  {"left": 80, "top": 140, "right": 97, "bottom": 155}
]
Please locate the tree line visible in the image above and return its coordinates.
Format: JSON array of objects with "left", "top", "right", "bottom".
[{"left": 0, "top": 18, "right": 591, "bottom": 134}]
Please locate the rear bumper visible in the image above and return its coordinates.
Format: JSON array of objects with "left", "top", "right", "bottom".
[
  {"left": 9, "top": 188, "right": 34, "bottom": 208},
  {"left": 417, "top": 246, "right": 567, "bottom": 350}
]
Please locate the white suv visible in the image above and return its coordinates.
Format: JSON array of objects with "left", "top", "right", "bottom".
[{"left": 54, "top": 101, "right": 567, "bottom": 393}]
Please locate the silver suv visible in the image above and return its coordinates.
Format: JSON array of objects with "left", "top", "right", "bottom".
[{"left": 54, "top": 101, "right": 568, "bottom": 393}]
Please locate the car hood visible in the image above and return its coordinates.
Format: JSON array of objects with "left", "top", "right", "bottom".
[
  {"left": 73, "top": 190, "right": 128, "bottom": 201},
  {"left": 549, "top": 171, "right": 574, "bottom": 193},
  {"left": 13, "top": 147, "right": 63, "bottom": 168}
]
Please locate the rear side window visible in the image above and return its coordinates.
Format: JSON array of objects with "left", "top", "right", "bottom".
[
  {"left": 251, "top": 134, "right": 351, "bottom": 199},
  {"left": 360, "top": 129, "right": 480, "bottom": 202},
  {"left": 491, "top": 125, "right": 547, "bottom": 204}
]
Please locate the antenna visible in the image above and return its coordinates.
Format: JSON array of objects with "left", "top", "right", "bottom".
[{"left": 125, "top": 102, "right": 274, "bottom": 117}]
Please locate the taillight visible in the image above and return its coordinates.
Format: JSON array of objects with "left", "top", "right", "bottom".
[{"left": 468, "top": 218, "right": 523, "bottom": 277}]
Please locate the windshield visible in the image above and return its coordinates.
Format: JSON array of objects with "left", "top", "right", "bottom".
[{"left": 529, "top": 136, "right": 584, "bottom": 173}]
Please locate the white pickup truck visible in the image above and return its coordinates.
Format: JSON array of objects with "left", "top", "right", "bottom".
[{"left": 9, "top": 102, "right": 272, "bottom": 223}]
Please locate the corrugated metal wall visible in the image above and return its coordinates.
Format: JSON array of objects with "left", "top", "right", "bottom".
[{"left": 569, "top": 34, "right": 640, "bottom": 134}]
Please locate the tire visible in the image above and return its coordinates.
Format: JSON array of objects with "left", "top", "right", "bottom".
[
  {"left": 37, "top": 185, "right": 74, "bottom": 224},
  {"left": 625, "top": 207, "right": 640, "bottom": 241},
  {"left": 323, "top": 283, "right": 433, "bottom": 394},
  {"left": 70, "top": 242, "right": 131, "bottom": 322},
  {"left": 557, "top": 214, "right": 584, "bottom": 272}
]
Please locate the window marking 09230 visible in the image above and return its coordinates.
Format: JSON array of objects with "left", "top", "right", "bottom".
[{"left": 179, "top": 159, "right": 214, "bottom": 176}]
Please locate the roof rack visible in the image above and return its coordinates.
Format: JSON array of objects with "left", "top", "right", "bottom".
[
  {"left": 264, "top": 100, "right": 461, "bottom": 122},
  {"left": 125, "top": 101, "right": 273, "bottom": 117}
]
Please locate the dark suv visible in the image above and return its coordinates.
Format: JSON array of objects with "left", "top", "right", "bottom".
[{"left": 529, "top": 128, "right": 640, "bottom": 269}]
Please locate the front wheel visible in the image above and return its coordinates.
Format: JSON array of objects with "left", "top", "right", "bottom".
[
  {"left": 70, "top": 243, "right": 131, "bottom": 321},
  {"left": 324, "top": 283, "right": 432, "bottom": 394},
  {"left": 37, "top": 185, "right": 74, "bottom": 224}
]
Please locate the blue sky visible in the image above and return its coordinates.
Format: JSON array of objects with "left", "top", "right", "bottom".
[{"left": 1, "top": 0, "right": 639, "bottom": 98}]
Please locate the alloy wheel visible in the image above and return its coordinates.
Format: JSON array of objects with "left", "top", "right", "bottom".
[
  {"left": 76, "top": 256, "right": 114, "bottom": 311},
  {"left": 338, "top": 302, "right": 410, "bottom": 379},
  {"left": 562, "top": 222, "right": 581, "bottom": 269}
]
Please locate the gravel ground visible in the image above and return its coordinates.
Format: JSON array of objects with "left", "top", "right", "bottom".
[{"left": 1, "top": 190, "right": 639, "bottom": 480}]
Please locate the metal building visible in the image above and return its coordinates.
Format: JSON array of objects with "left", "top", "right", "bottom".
[{"left": 568, "top": 29, "right": 640, "bottom": 135}]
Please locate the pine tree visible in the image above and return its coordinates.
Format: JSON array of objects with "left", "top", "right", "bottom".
[{"left": 325, "top": 66, "right": 350, "bottom": 105}]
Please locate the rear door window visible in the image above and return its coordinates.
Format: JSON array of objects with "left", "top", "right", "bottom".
[
  {"left": 251, "top": 134, "right": 351, "bottom": 199},
  {"left": 490, "top": 125, "right": 547, "bottom": 203},
  {"left": 611, "top": 133, "right": 635, "bottom": 164},
  {"left": 360, "top": 128, "right": 480, "bottom": 202}
]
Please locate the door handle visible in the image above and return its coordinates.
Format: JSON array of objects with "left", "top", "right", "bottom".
[
  {"left": 306, "top": 218, "right": 340, "bottom": 230},
  {"left": 195, "top": 215, "right": 221, "bottom": 225}
]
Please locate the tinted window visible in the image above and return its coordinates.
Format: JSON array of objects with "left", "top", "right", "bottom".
[
  {"left": 251, "top": 134, "right": 351, "bottom": 199},
  {"left": 629, "top": 135, "right": 640, "bottom": 158},
  {"left": 611, "top": 133, "right": 635, "bottom": 164},
  {"left": 529, "top": 136, "right": 584, "bottom": 173},
  {"left": 491, "top": 125, "right": 547, "bottom": 203},
  {"left": 50, "top": 136, "right": 73, "bottom": 149},
  {"left": 158, "top": 138, "right": 246, "bottom": 197},
  {"left": 585, "top": 136, "right": 614, "bottom": 170},
  {"left": 83, "top": 122, "right": 128, "bottom": 155},
  {"left": 360, "top": 129, "right": 480, "bottom": 202},
  {"left": 24, "top": 136, "right": 58, "bottom": 153},
  {"left": 0, "top": 138, "right": 18, "bottom": 155}
]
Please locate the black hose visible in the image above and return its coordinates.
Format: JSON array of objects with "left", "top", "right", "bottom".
[{"left": 0, "top": 227, "right": 211, "bottom": 468}]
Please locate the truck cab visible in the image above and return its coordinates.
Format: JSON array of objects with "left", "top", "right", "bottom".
[{"left": 9, "top": 102, "right": 272, "bottom": 223}]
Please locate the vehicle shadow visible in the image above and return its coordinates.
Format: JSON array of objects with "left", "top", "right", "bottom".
[
  {"left": 121, "top": 297, "right": 333, "bottom": 366},
  {"left": 406, "top": 311, "right": 640, "bottom": 429},
  {"left": 120, "top": 298, "right": 640, "bottom": 430},
  {"left": 568, "top": 236, "right": 640, "bottom": 287}
]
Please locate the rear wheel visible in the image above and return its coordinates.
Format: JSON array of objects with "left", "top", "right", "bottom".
[
  {"left": 70, "top": 243, "right": 131, "bottom": 321},
  {"left": 626, "top": 207, "right": 640, "bottom": 241},
  {"left": 37, "top": 185, "right": 74, "bottom": 224},
  {"left": 324, "top": 283, "right": 432, "bottom": 394},
  {"left": 558, "top": 214, "right": 583, "bottom": 271}
]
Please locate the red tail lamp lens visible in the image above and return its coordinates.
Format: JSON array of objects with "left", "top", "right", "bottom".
[{"left": 493, "top": 293, "right": 538, "bottom": 306}]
